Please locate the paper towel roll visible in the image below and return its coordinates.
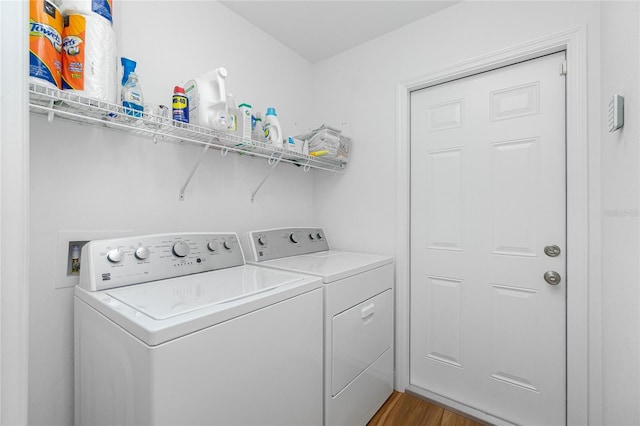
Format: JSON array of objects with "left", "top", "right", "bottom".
[
  {"left": 29, "top": 0, "right": 64, "bottom": 89},
  {"left": 61, "top": 0, "right": 112, "bottom": 25},
  {"left": 61, "top": 13, "right": 117, "bottom": 103}
]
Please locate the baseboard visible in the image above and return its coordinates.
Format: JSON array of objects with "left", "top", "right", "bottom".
[{"left": 405, "top": 385, "right": 517, "bottom": 426}]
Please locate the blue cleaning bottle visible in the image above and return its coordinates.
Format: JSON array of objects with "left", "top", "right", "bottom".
[{"left": 121, "top": 57, "right": 144, "bottom": 118}]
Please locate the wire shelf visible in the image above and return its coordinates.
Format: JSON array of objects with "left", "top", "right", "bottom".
[{"left": 28, "top": 82, "right": 347, "bottom": 173}]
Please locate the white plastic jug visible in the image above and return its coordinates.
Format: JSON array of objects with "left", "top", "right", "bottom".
[
  {"left": 184, "top": 67, "right": 229, "bottom": 131},
  {"left": 263, "top": 107, "right": 282, "bottom": 145}
]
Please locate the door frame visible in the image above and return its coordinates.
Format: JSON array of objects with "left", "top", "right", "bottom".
[
  {"left": 395, "top": 27, "right": 589, "bottom": 424},
  {"left": 0, "top": 0, "right": 30, "bottom": 424}
]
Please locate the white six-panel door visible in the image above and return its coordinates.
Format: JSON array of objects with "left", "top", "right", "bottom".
[{"left": 410, "top": 52, "right": 566, "bottom": 425}]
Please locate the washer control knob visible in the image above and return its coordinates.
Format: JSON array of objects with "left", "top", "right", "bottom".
[
  {"left": 289, "top": 232, "right": 299, "bottom": 244},
  {"left": 309, "top": 233, "right": 315, "bottom": 240},
  {"left": 316, "top": 232, "right": 323, "bottom": 240},
  {"left": 172, "top": 241, "right": 190, "bottom": 257},
  {"left": 207, "top": 241, "right": 217, "bottom": 252},
  {"left": 134, "top": 246, "right": 150, "bottom": 260},
  {"left": 257, "top": 236, "right": 267, "bottom": 246},
  {"left": 223, "top": 240, "right": 232, "bottom": 250},
  {"left": 106, "top": 248, "right": 124, "bottom": 263}
]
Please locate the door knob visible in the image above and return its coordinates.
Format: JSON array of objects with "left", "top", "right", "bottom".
[
  {"left": 544, "top": 245, "right": 561, "bottom": 257},
  {"left": 544, "top": 271, "right": 561, "bottom": 285}
]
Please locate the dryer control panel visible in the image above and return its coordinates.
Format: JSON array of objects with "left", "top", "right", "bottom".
[
  {"left": 79, "top": 233, "right": 245, "bottom": 291},
  {"left": 244, "top": 227, "right": 330, "bottom": 262}
]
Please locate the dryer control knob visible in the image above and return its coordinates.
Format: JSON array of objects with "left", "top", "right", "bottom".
[
  {"left": 134, "top": 246, "right": 150, "bottom": 260},
  {"left": 106, "top": 248, "right": 124, "bottom": 263},
  {"left": 257, "top": 236, "right": 267, "bottom": 246},
  {"left": 172, "top": 241, "right": 190, "bottom": 257},
  {"left": 289, "top": 232, "right": 299, "bottom": 244},
  {"left": 316, "top": 232, "right": 323, "bottom": 240},
  {"left": 223, "top": 240, "right": 232, "bottom": 250},
  {"left": 308, "top": 233, "right": 315, "bottom": 240},
  {"left": 207, "top": 241, "right": 216, "bottom": 252}
]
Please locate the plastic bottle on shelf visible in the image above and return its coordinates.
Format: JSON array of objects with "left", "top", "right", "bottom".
[
  {"left": 238, "top": 103, "right": 252, "bottom": 140},
  {"left": 120, "top": 57, "right": 144, "bottom": 118},
  {"left": 183, "top": 67, "right": 228, "bottom": 130},
  {"left": 263, "top": 107, "right": 282, "bottom": 146},
  {"left": 226, "top": 93, "right": 238, "bottom": 109},
  {"left": 172, "top": 86, "right": 189, "bottom": 124},
  {"left": 226, "top": 93, "right": 239, "bottom": 132},
  {"left": 252, "top": 112, "right": 263, "bottom": 141}
]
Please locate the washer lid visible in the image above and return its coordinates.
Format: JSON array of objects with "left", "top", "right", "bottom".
[
  {"left": 255, "top": 250, "right": 393, "bottom": 283},
  {"left": 106, "top": 267, "right": 304, "bottom": 320},
  {"left": 75, "top": 265, "right": 322, "bottom": 346}
]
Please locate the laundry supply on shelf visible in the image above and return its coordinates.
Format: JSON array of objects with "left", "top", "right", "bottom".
[
  {"left": 238, "top": 103, "right": 252, "bottom": 141},
  {"left": 60, "top": 0, "right": 113, "bottom": 25},
  {"left": 184, "top": 67, "right": 229, "bottom": 131},
  {"left": 252, "top": 112, "right": 263, "bottom": 141},
  {"left": 263, "top": 107, "right": 282, "bottom": 146},
  {"left": 295, "top": 124, "right": 352, "bottom": 162},
  {"left": 282, "top": 137, "right": 308, "bottom": 159},
  {"left": 227, "top": 93, "right": 240, "bottom": 134},
  {"left": 29, "top": 0, "right": 64, "bottom": 89},
  {"left": 172, "top": 86, "right": 189, "bottom": 124},
  {"left": 120, "top": 57, "right": 144, "bottom": 118},
  {"left": 61, "top": 13, "right": 117, "bottom": 103}
]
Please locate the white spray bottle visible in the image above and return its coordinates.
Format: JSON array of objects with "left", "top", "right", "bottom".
[{"left": 184, "top": 67, "right": 229, "bottom": 131}]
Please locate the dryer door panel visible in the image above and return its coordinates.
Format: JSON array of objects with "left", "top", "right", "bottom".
[{"left": 332, "top": 289, "right": 392, "bottom": 396}]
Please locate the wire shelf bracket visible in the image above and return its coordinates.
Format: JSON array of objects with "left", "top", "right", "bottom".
[
  {"left": 251, "top": 153, "right": 284, "bottom": 203},
  {"left": 179, "top": 145, "right": 211, "bottom": 201}
]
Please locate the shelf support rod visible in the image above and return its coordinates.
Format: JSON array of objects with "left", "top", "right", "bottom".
[
  {"left": 179, "top": 145, "right": 210, "bottom": 201},
  {"left": 251, "top": 153, "right": 283, "bottom": 202},
  {"left": 47, "top": 99, "right": 55, "bottom": 123}
]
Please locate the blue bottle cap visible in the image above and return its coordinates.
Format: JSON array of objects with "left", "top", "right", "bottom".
[{"left": 266, "top": 107, "right": 277, "bottom": 116}]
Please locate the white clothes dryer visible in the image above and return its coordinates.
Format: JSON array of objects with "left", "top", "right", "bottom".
[
  {"left": 242, "top": 227, "right": 394, "bottom": 426},
  {"left": 75, "top": 232, "right": 323, "bottom": 426}
]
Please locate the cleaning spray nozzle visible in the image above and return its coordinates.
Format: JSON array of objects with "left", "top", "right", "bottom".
[{"left": 121, "top": 57, "right": 137, "bottom": 85}]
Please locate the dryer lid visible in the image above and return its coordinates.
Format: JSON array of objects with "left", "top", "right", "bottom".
[{"left": 257, "top": 250, "right": 393, "bottom": 283}]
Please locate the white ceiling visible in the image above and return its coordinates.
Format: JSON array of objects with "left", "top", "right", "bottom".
[{"left": 219, "top": 1, "right": 461, "bottom": 63}]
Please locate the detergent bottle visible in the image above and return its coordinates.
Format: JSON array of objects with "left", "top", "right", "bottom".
[
  {"left": 263, "top": 107, "right": 282, "bottom": 146},
  {"left": 183, "top": 67, "right": 229, "bottom": 131},
  {"left": 120, "top": 57, "right": 144, "bottom": 118}
]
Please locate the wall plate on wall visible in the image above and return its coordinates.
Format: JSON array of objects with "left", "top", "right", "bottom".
[
  {"left": 608, "top": 94, "right": 624, "bottom": 132},
  {"left": 55, "top": 230, "right": 132, "bottom": 289}
]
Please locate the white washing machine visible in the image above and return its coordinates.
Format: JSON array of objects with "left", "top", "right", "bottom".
[
  {"left": 75, "top": 232, "right": 324, "bottom": 426},
  {"left": 242, "top": 227, "right": 394, "bottom": 426}
]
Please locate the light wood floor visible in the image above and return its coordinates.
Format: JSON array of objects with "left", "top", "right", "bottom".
[{"left": 368, "top": 391, "right": 487, "bottom": 426}]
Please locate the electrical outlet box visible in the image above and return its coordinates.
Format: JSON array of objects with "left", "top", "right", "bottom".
[{"left": 56, "top": 230, "right": 132, "bottom": 289}]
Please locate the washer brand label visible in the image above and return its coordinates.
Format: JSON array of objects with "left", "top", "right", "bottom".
[{"left": 101, "top": 273, "right": 111, "bottom": 281}]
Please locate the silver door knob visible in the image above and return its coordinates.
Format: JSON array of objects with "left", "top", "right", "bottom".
[
  {"left": 544, "top": 271, "right": 561, "bottom": 285},
  {"left": 544, "top": 245, "right": 561, "bottom": 257}
]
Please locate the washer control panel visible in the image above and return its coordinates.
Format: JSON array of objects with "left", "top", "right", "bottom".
[
  {"left": 79, "top": 233, "right": 244, "bottom": 291},
  {"left": 246, "top": 228, "right": 330, "bottom": 262}
]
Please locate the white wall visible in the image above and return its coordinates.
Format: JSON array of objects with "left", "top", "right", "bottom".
[
  {"left": 28, "top": 2, "right": 318, "bottom": 424},
  {"left": 311, "top": 0, "right": 605, "bottom": 423},
  {"left": 600, "top": 2, "right": 640, "bottom": 425},
  {"left": 312, "top": 1, "right": 602, "bottom": 256},
  {"left": 24, "top": 1, "right": 640, "bottom": 425}
]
